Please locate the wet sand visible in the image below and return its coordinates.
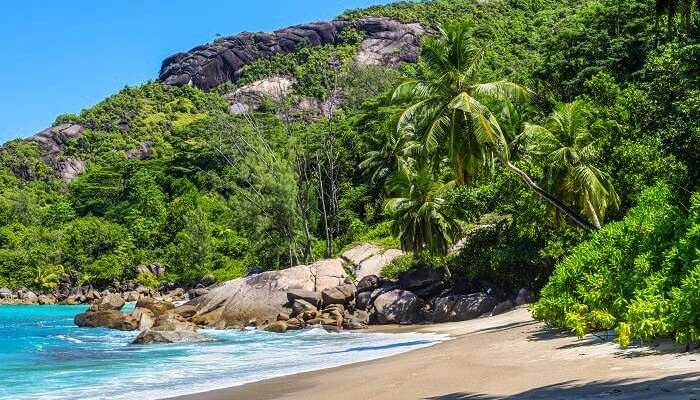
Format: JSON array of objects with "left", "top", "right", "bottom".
[{"left": 170, "top": 307, "right": 700, "bottom": 399}]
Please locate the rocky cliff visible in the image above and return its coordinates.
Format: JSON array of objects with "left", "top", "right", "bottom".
[{"left": 159, "top": 17, "right": 423, "bottom": 90}]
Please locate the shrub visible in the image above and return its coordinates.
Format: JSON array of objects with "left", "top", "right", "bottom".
[{"left": 533, "top": 184, "right": 700, "bottom": 345}]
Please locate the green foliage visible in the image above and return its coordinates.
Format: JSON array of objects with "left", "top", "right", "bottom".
[
  {"left": 0, "top": 0, "right": 697, "bottom": 341},
  {"left": 533, "top": 184, "right": 700, "bottom": 345},
  {"left": 381, "top": 251, "right": 443, "bottom": 280}
]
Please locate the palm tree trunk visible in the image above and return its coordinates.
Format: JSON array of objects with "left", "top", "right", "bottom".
[
  {"left": 503, "top": 160, "right": 597, "bottom": 232},
  {"left": 585, "top": 198, "right": 602, "bottom": 229}
]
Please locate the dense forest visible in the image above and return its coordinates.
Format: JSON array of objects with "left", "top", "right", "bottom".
[{"left": 0, "top": 0, "right": 698, "bottom": 345}]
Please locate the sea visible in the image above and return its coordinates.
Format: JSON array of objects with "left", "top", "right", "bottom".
[{"left": 0, "top": 304, "right": 448, "bottom": 400}]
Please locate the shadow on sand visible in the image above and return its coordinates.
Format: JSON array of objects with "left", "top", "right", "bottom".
[{"left": 424, "top": 372, "right": 700, "bottom": 399}]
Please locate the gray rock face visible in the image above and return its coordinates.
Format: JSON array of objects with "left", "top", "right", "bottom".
[
  {"left": 343, "top": 309, "right": 369, "bottom": 330},
  {"left": 0, "top": 288, "right": 13, "bottom": 299},
  {"left": 355, "top": 249, "right": 404, "bottom": 279},
  {"left": 355, "top": 291, "right": 373, "bottom": 310},
  {"left": 132, "top": 307, "right": 155, "bottom": 331},
  {"left": 432, "top": 293, "right": 497, "bottom": 323},
  {"left": 356, "top": 274, "right": 379, "bottom": 293},
  {"left": 398, "top": 268, "right": 444, "bottom": 297},
  {"left": 372, "top": 289, "right": 418, "bottom": 325},
  {"left": 32, "top": 123, "right": 84, "bottom": 155},
  {"left": 30, "top": 123, "right": 86, "bottom": 181},
  {"left": 187, "top": 259, "right": 347, "bottom": 327},
  {"left": 287, "top": 288, "right": 321, "bottom": 306},
  {"left": 133, "top": 330, "right": 215, "bottom": 344},
  {"left": 225, "top": 76, "right": 296, "bottom": 114},
  {"left": 159, "top": 18, "right": 423, "bottom": 90}
]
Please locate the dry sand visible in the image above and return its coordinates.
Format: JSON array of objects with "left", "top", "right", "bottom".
[{"left": 170, "top": 307, "right": 700, "bottom": 399}]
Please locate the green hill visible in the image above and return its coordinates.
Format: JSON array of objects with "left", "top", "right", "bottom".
[{"left": 1, "top": 0, "right": 698, "bottom": 344}]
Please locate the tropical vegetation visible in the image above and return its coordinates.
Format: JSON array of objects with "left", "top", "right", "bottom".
[{"left": 0, "top": 0, "right": 698, "bottom": 346}]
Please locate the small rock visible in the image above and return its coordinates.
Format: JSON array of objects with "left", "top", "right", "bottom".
[
  {"left": 38, "top": 294, "right": 56, "bottom": 305},
  {"left": 286, "top": 318, "right": 303, "bottom": 330},
  {"left": 0, "top": 288, "right": 13, "bottom": 299},
  {"left": 515, "top": 288, "right": 536, "bottom": 306},
  {"left": 133, "top": 330, "right": 215, "bottom": 344},
  {"left": 265, "top": 321, "right": 288, "bottom": 333},
  {"left": 321, "top": 324, "right": 342, "bottom": 333},
  {"left": 152, "top": 314, "right": 196, "bottom": 332},
  {"left": 277, "top": 312, "right": 290, "bottom": 321},
  {"left": 492, "top": 300, "right": 514, "bottom": 316},
  {"left": 291, "top": 299, "right": 318, "bottom": 319},
  {"left": 187, "top": 288, "right": 208, "bottom": 300},
  {"left": 132, "top": 307, "right": 155, "bottom": 331}
]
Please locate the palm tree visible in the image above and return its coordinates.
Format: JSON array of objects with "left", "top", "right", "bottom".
[
  {"left": 521, "top": 101, "right": 620, "bottom": 228},
  {"left": 384, "top": 165, "right": 458, "bottom": 257},
  {"left": 393, "top": 22, "right": 598, "bottom": 231},
  {"left": 360, "top": 124, "right": 420, "bottom": 187},
  {"left": 393, "top": 22, "right": 530, "bottom": 186}
]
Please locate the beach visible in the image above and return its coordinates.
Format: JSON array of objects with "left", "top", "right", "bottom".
[{"left": 172, "top": 307, "right": 700, "bottom": 400}]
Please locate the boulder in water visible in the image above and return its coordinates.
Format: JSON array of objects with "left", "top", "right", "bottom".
[
  {"left": 264, "top": 321, "right": 288, "bottom": 333},
  {"left": 133, "top": 330, "right": 215, "bottom": 344},
  {"left": 74, "top": 310, "right": 139, "bottom": 331},
  {"left": 94, "top": 293, "right": 125, "bottom": 311}
]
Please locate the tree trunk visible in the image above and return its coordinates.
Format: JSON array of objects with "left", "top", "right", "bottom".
[{"left": 503, "top": 160, "right": 597, "bottom": 232}]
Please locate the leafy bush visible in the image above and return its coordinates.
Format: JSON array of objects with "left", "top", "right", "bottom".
[{"left": 533, "top": 184, "right": 700, "bottom": 345}]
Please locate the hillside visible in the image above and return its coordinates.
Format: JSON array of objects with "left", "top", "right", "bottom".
[{"left": 0, "top": 0, "right": 698, "bottom": 345}]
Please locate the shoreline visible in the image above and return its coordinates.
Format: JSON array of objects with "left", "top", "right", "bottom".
[{"left": 169, "top": 307, "right": 700, "bottom": 400}]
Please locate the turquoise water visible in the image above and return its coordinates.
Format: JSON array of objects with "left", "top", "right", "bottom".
[{"left": 0, "top": 305, "right": 447, "bottom": 400}]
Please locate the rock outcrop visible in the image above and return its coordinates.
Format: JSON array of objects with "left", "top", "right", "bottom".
[
  {"left": 30, "top": 123, "right": 86, "bottom": 181},
  {"left": 373, "top": 289, "right": 419, "bottom": 324},
  {"left": 341, "top": 243, "right": 404, "bottom": 279},
  {"left": 432, "top": 293, "right": 498, "bottom": 323},
  {"left": 187, "top": 259, "right": 347, "bottom": 327},
  {"left": 159, "top": 18, "right": 423, "bottom": 90}
]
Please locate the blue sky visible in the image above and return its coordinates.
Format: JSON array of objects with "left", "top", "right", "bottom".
[{"left": 0, "top": 0, "right": 394, "bottom": 143}]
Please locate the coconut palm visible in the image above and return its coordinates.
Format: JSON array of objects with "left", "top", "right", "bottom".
[
  {"left": 393, "top": 22, "right": 598, "bottom": 231},
  {"left": 384, "top": 165, "right": 458, "bottom": 257},
  {"left": 393, "top": 22, "right": 530, "bottom": 185},
  {"left": 360, "top": 124, "right": 421, "bottom": 187},
  {"left": 521, "top": 101, "right": 620, "bottom": 228}
]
